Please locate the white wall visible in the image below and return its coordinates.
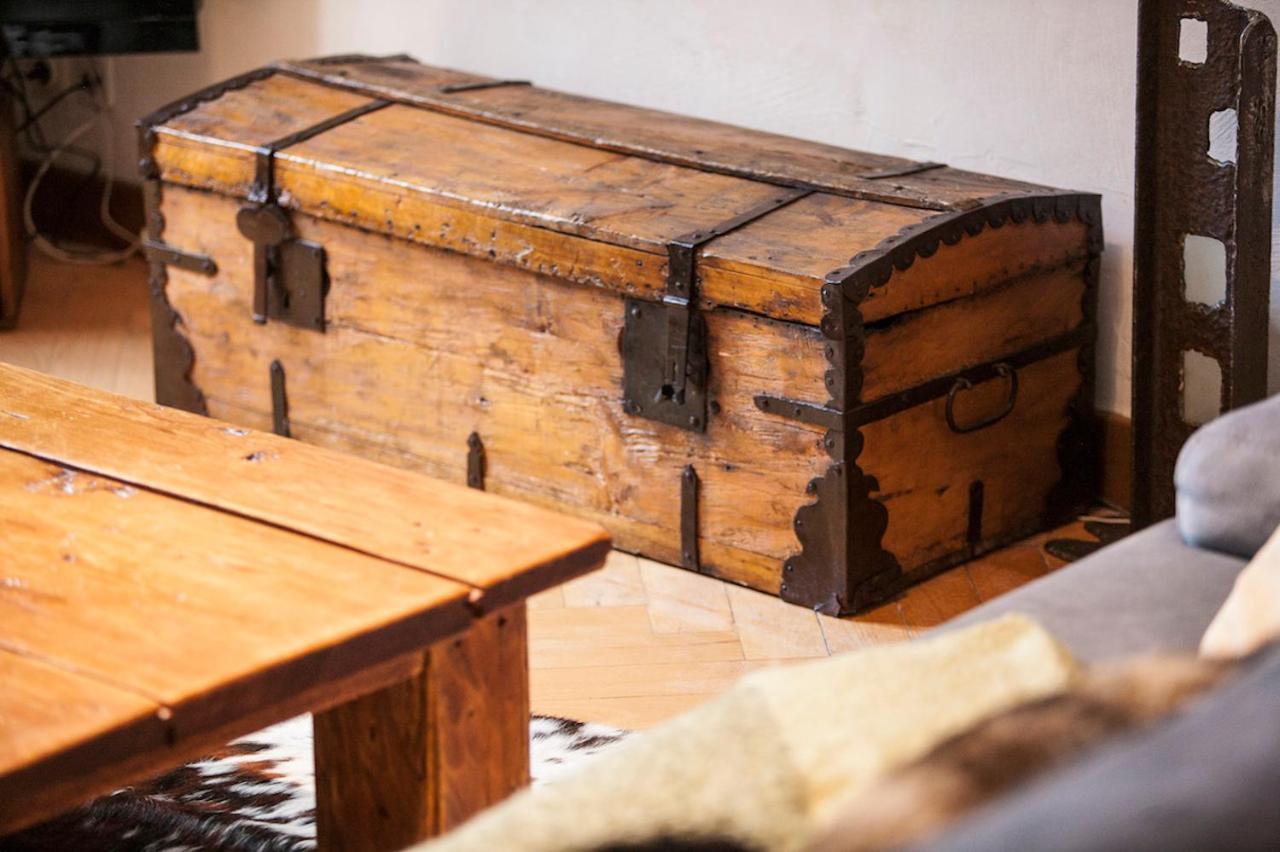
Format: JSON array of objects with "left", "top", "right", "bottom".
[{"left": 45, "top": 0, "right": 1280, "bottom": 416}]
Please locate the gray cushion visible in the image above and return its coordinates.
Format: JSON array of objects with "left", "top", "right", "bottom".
[
  {"left": 936, "top": 520, "right": 1243, "bottom": 662},
  {"left": 1176, "top": 393, "right": 1280, "bottom": 559},
  {"left": 914, "top": 642, "right": 1280, "bottom": 852}
]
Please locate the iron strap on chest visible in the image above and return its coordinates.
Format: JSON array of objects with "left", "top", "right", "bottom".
[
  {"left": 236, "top": 99, "right": 392, "bottom": 332},
  {"left": 621, "top": 188, "right": 812, "bottom": 432}
]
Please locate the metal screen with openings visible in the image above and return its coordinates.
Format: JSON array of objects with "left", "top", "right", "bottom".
[{"left": 1132, "top": 0, "right": 1276, "bottom": 527}]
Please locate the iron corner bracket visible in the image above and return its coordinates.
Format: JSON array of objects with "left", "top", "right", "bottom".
[
  {"left": 137, "top": 69, "right": 283, "bottom": 416},
  {"left": 142, "top": 180, "right": 208, "bottom": 417},
  {"left": 782, "top": 426, "right": 901, "bottom": 615},
  {"left": 779, "top": 265, "right": 901, "bottom": 616}
]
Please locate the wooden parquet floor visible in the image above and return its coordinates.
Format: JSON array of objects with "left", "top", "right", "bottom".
[
  {"left": 528, "top": 532, "right": 1084, "bottom": 729},
  {"left": 0, "top": 252, "right": 1089, "bottom": 731}
]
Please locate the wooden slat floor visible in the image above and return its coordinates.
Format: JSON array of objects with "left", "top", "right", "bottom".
[{"left": 0, "top": 252, "right": 1088, "bottom": 730}]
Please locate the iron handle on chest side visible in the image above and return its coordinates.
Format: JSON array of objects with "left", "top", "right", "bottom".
[
  {"left": 945, "top": 363, "right": 1018, "bottom": 434},
  {"left": 841, "top": 330, "right": 1080, "bottom": 431},
  {"left": 756, "top": 332, "right": 1078, "bottom": 436}
]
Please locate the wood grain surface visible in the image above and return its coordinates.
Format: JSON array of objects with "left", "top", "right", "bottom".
[
  {"left": 0, "top": 650, "right": 427, "bottom": 836},
  {"left": 0, "top": 362, "right": 608, "bottom": 839},
  {"left": 158, "top": 181, "right": 1087, "bottom": 596},
  {"left": 701, "top": 197, "right": 1089, "bottom": 326},
  {"left": 0, "top": 445, "right": 479, "bottom": 834},
  {"left": 159, "top": 73, "right": 374, "bottom": 149},
  {"left": 864, "top": 349, "right": 1082, "bottom": 569},
  {"left": 860, "top": 263, "right": 1086, "bottom": 401},
  {"left": 150, "top": 73, "right": 1087, "bottom": 329},
  {"left": 0, "top": 651, "right": 167, "bottom": 833},
  {"left": 275, "top": 56, "right": 1044, "bottom": 211},
  {"left": 0, "top": 362, "right": 611, "bottom": 609},
  {"left": 159, "top": 186, "right": 828, "bottom": 593},
  {"left": 0, "top": 447, "right": 473, "bottom": 723},
  {"left": 144, "top": 58, "right": 1091, "bottom": 609},
  {"left": 314, "top": 603, "right": 529, "bottom": 851}
]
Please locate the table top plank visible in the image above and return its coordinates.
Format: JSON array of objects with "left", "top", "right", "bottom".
[
  {"left": 0, "top": 649, "right": 169, "bottom": 833},
  {"left": 0, "top": 649, "right": 164, "bottom": 779},
  {"left": 0, "top": 363, "right": 610, "bottom": 837},
  {"left": 0, "top": 647, "right": 427, "bottom": 835},
  {"left": 0, "top": 364, "right": 611, "bottom": 609},
  {"left": 0, "top": 450, "right": 473, "bottom": 727}
]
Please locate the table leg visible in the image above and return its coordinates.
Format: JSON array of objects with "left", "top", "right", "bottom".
[{"left": 313, "top": 602, "right": 530, "bottom": 851}]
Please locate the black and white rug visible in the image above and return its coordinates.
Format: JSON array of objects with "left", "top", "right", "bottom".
[{"left": 0, "top": 715, "right": 630, "bottom": 851}]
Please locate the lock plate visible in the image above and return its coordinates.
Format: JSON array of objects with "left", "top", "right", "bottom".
[
  {"left": 620, "top": 297, "right": 709, "bottom": 432},
  {"left": 273, "top": 239, "right": 328, "bottom": 331},
  {"left": 619, "top": 188, "right": 809, "bottom": 432},
  {"left": 237, "top": 203, "right": 329, "bottom": 331}
]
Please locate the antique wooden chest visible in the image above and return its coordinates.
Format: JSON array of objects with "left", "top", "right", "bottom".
[{"left": 139, "top": 54, "right": 1102, "bottom": 614}]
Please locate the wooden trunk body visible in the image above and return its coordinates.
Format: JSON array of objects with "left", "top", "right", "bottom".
[{"left": 140, "top": 55, "right": 1101, "bottom": 614}]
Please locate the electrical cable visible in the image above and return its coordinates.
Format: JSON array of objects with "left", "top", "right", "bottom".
[
  {"left": 3, "top": 57, "right": 101, "bottom": 184},
  {"left": 18, "top": 59, "right": 140, "bottom": 265},
  {"left": 17, "top": 77, "right": 91, "bottom": 133}
]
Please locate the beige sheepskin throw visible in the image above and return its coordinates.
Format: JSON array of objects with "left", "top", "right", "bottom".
[
  {"left": 414, "top": 613, "right": 1077, "bottom": 852},
  {"left": 1202, "top": 522, "right": 1280, "bottom": 658}
]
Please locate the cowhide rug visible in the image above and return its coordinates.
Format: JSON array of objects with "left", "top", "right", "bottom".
[{"left": 0, "top": 715, "right": 629, "bottom": 851}]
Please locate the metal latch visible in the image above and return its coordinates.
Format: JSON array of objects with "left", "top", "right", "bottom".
[
  {"left": 143, "top": 239, "right": 217, "bottom": 276},
  {"left": 620, "top": 295, "right": 710, "bottom": 431},
  {"left": 236, "top": 98, "right": 391, "bottom": 332},
  {"left": 237, "top": 203, "right": 328, "bottom": 331},
  {"left": 620, "top": 188, "right": 811, "bottom": 433}
]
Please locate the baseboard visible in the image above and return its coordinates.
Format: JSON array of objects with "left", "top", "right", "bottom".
[
  {"left": 1097, "top": 410, "right": 1132, "bottom": 513},
  {"left": 20, "top": 159, "right": 145, "bottom": 250}
]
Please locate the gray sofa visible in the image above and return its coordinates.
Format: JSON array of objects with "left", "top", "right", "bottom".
[{"left": 914, "top": 393, "right": 1280, "bottom": 850}]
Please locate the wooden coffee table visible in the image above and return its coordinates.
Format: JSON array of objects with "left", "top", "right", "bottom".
[{"left": 0, "top": 364, "right": 610, "bottom": 850}]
